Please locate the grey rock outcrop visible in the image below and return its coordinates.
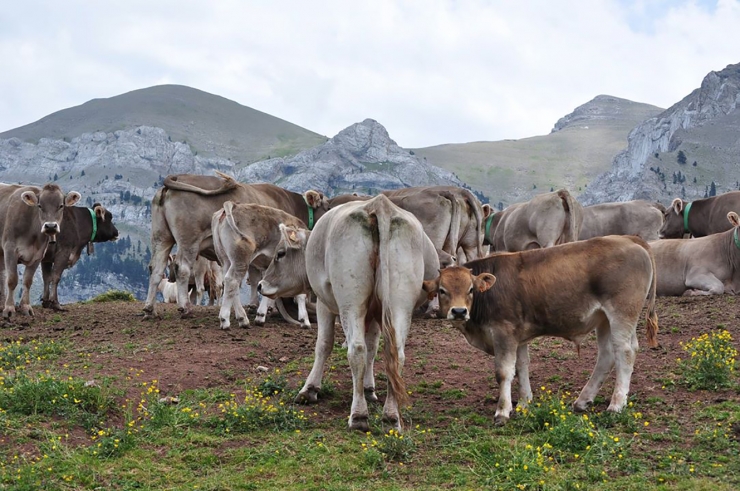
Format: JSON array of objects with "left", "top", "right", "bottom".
[
  {"left": 581, "top": 63, "right": 740, "bottom": 205},
  {"left": 235, "top": 119, "right": 463, "bottom": 193}
]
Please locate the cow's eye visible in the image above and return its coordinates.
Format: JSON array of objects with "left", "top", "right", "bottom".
[
  {"left": 58, "top": 204, "right": 64, "bottom": 209},
  {"left": 439, "top": 288, "right": 447, "bottom": 296},
  {"left": 276, "top": 250, "right": 286, "bottom": 259},
  {"left": 468, "top": 287, "right": 474, "bottom": 295}
]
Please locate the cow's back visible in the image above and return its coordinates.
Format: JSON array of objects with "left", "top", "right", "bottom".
[
  {"left": 580, "top": 200, "right": 664, "bottom": 240},
  {"left": 0, "top": 185, "right": 41, "bottom": 246},
  {"left": 706, "top": 192, "right": 740, "bottom": 234}
]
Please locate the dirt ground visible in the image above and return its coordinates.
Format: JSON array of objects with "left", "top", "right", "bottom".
[{"left": 2, "top": 295, "right": 739, "bottom": 431}]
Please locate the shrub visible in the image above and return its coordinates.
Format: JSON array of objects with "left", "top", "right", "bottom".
[
  {"left": 678, "top": 330, "right": 737, "bottom": 390},
  {"left": 91, "top": 290, "right": 136, "bottom": 303}
]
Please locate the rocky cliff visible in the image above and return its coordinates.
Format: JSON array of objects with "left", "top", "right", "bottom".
[{"left": 580, "top": 63, "right": 740, "bottom": 205}]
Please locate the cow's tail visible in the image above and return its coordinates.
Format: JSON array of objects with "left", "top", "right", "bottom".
[
  {"left": 557, "top": 189, "right": 581, "bottom": 244},
  {"left": 274, "top": 298, "right": 304, "bottom": 326},
  {"left": 163, "top": 171, "right": 238, "bottom": 196},
  {"left": 371, "top": 197, "right": 409, "bottom": 412},
  {"left": 439, "top": 191, "right": 462, "bottom": 258},
  {"left": 463, "top": 188, "right": 485, "bottom": 258},
  {"left": 222, "top": 201, "right": 251, "bottom": 242},
  {"left": 645, "top": 245, "right": 659, "bottom": 348}
]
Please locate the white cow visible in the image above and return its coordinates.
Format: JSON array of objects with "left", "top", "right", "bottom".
[{"left": 257, "top": 195, "right": 440, "bottom": 432}]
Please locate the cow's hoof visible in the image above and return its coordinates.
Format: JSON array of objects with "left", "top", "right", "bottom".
[
  {"left": 349, "top": 414, "right": 370, "bottom": 433},
  {"left": 246, "top": 304, "right": 258, "bottom": 314},
  {"left": 254, "top": 317, "right": 266, "bottom": 326},
  {"left": 219, "top": 319, "right": 231, "bottom": 330},
  {"left": 179, "top": 311, "right": 194, "bottom": 319},
  {"left": 299, "top": 318, "right": 311, "bottom": 328},
  {"left": 42, "top": 300, "right": 52, "bottom": 309},
  {"left": 364, "top": 387, "right": 379, "bottom": 402},
  {"left": 51, "top": 303, "right": 66, "bottom": 312},
  {"left": 20, "top": 306, "right": 34, "bottom": 317},
  {"left": 237, "top": 318, "right": 250, "bottom": 329},
  {"left": 382, "top": 415, "right": 402, "bottom": 432},
  {"left": 493, "top": 415, "right": 509, "bottom": 427},
  {"left": 2, "top": 309, "right": 13, "bottom": 320},
  {"left": 573, "top": 400, "right": 591, "bottom": 413},
  {"left": 295, "top": 387, "right": 320, "bottom": 404}
]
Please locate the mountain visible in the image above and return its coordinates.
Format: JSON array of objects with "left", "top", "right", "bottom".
[
  {"left": 580, "top": 63, "right": 740, "bottom": 205},
  {"left": 412, "top": 95, "right": 663, "bottom": 208},
  {"left": 0, "top": 84, "right": 327, "bottom": 165},
  {"left": 235, "top": 118, "right": 464, "bottom": 194}
]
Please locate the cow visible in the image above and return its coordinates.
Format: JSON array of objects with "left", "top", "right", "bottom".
[
  {"left": 492, "top": 189, "right": 583, "bottom": 252},
  {"left": 650, "top": 212, "right": 740, "bottom": 296},
  {"left": 212, "top": 201, "right": 311, "bottom": 329},
  {"left": 157, "top": 277, "right": 179, "bottom": 303},
  {"left": 422, "top": 235, "right": 658, "bottom": 426},
  {"left": 579, "top": 200, "right": 664, "bottom": 241},
  {"left": 257, "top": 195, "right": 440, "bottom": 432},
  {"left": 0, "top": 184, "right": 81, "bottom": 318},
  {"left": 143, "top": 172, "right": 330, "bottom": 318},
  {"left": 40, "top": 203, "right": 119, "bottom": 311},
  {"left": 205, "top": 261, "right": 224, "bottom": 306},
  {"left": 168, "top": 254, "right": 217, "bottom": 307},
  {"left": 659, "top": 191, "right": 740, "bottom": 239}
]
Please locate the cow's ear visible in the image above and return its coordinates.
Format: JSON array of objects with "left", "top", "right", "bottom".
[
  {"left": 94, "top": 204, "right": 108, "bottom": 221},
  {"left": 728, "top": 212, "right": 740, "bottom": 228},
  {"left": 279, "top": 223, "right": 305, "bottom": 249},
  {"left": 671, "top": 198, "right": 683, "bottom": 215},
  {"left": 422, "top": 278, "right": 439, "bottom": 300},
  {"left": 304, "top": 190, "right": 322, "bottom": 209},
  {"left": 21, "top": 191, "right": 39, "bottom": 207},
  {"left": 65, "top": 191, "right": 81, "bottom": 206},
  {"left": 482, "top": 204, "right": 492, "bottom": 218},
  {"left": 473, "top": 273, "right": 496, "bottom": 293}
]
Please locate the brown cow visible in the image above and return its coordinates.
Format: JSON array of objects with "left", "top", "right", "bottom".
[
  {"left": 41, "top": 204, "right": 119, "bottom": 311},
  {"left": 660, "top": 191, "right": 740, "bottom": 238},
  {"left": 579, "top": 200, "right": 664, "bottom": 241},
  {"left": 143, "top": 172, "right": 330, "bottom": 318},
  {"left": 492, "top": 189, "right": 583, "bottom": 252},
  {"left": 212, "top": 201, "right": 309, "bottom": 329},
  {"left": 0, "top": 184, "right": 81, "bottom": 318},
  {"left": 651, "top": 212, "right": 740, "bottom": 296},
  {"left": 422, "top": 236, "right": 658, "bottom": 425}
]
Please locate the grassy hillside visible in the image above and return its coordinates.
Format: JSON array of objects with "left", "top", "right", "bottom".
[
  {"left": 413, "top": 95, "right": 663, "bottom": 207},
  {"left": 0, "top": 84, "right": 327, "bottom": 164}
]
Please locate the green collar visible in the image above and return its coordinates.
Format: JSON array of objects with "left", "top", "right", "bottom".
[
  {"left": 683, "top": 202, "right": 692, "bottom": 235},
  {"left": 484, "top": 213, "right": 495, "bottom": 243},
  {"left": 734, "top": 228, "right": 740, "bottom": 251},
  {"left": 88, "top": 208, "right": 97, "bottom": 242},
  {"left": 302, "top": 197, "right": 315, "bottom": 230}
]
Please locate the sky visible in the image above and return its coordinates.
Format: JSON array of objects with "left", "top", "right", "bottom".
[{"left": 1, "top": 0, "right": 739, "bottom": 148}]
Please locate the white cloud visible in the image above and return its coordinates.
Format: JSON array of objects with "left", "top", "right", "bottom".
[{"left": 1, "top": 0, "right": 739, "bottom": 147}]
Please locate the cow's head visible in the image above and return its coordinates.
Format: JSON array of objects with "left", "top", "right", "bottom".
[
  {"left": 21, "top": 184, "right": 81, "bottom": 243},
  {"left": 659, "top": 198, "right": 689, "bottom": 239},
  {"left": 304, "top": 190, "right": 331, "bottom": 222},
  {"left": 258, "top": 224, "right": 311, "bottom": 299},
  {"left": 92, "top": 203, "right": 119, "bottom": 242},
  {"left": 422, "top": 266, "right": 496, "bottom": 321}
]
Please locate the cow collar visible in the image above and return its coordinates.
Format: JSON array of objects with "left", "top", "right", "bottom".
[
  {"left": 87, "top": 208, "right": 97, "bottom": 241},
  {"left": 734, "top": 228, "right": 740, "bottom": 251},
  {"left": 302, "top": 196, "right": 315, "bottom": 230},
  {"left": 683, "top": 201, "right": 693, "bottom": 235},
  {"left": 484, "top": 213, "right": 495, "bottom": 244}
]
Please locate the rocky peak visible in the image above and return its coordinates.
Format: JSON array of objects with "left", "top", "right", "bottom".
[
  {"left": 551, "top": 95, "right": 661, "bottom": 133},
  {"left": 580, "top": 62, "right": 740, "bottom": 205}
]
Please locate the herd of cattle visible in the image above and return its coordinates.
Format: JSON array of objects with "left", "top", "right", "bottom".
[{"left": 2, "top": 174, "right": 739, "bottom": 431}]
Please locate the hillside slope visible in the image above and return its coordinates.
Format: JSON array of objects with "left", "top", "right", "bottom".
[
  {"left": 0, "top": 84, "right": 327, "bottom": 165},
  {"left": 413, "top": 95, "right": 663, "bottom": 208}
]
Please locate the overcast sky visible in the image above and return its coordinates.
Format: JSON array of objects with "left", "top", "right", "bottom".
[{"left": 2, "top": 0, "right": 739, "bottom": 148}]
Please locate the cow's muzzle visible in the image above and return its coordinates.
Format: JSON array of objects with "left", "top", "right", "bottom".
[
  {"left": 42, "top": 222, "right": 60, "bottom": 241},
  {"left": 257, "top": 280, "right": 278, "bottom": 299},
  {"left": 448, "top": 307, "right": 469, "bottom": 321}
]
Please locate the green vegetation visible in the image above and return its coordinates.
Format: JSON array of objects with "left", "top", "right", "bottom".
[
  {"left": 678, "top": 330, "right": 738, "bottom": 390},
  {"left": 90, "top": 290, "right": 137, "bottom": 303}
]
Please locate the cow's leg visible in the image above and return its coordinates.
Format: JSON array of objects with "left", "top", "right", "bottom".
[
  {"left": 363, "top": 320, "right": 381, "bottom": 403},
  {"left": 574, "top": 322, "right": 615, "bottom": 412},
  {"left": 246, "top": 265, "right": 261, "bottom": 311},
  {"left": 47, "top": 261, "right": 68, "bottom": 311},
  {"left": 18, "top": 263, "right": 39, "bottom": 316},
  {"left": 174, "top": 251, "right": 198, "bottom": 318},
  {"left": 515, "top": 343, "right": 533, "bottom": 409},
  {"left": 684, "top": 273, "right": 724, "bottom": 295},
  {"left": 143, "top": 224, "right": 175, "bottom": 319},
  {"left": 493, "top": 335, "right": 518, "bottom": 425},
  {"left": 296, "top": 301, "right": 336, "bottom": 404},
  {"left": 254, "top": 296, "right": 274, "bottom": 326},
  {"left": 607, "top": 320, "right": 637, "bottom": 413},
  {"left": 345, "top": 308, "right": 371, "bottom": 432},
  {"left": 381, "top": 308, "right": 412, "bottom": 431},
  {"left": 295, "top": 294, "right": 311, "bottom": 328},
  {"left": 219, "top": 254, "right": 250, "bottom": 329},
  {"left": 41, "top": 261, "right": 53, "bottom": 308},
  {"left": 2, "top": 254, "right": 19, "bottom": 319}
]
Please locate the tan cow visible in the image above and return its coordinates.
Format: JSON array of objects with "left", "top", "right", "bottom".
[
  {"left": 651, "top": 212, "right": 740, "bottom": 296},
  {"left": 0, "top": 184, "right": 81, "bottom": 318},
  {"left": 257, "top": 195, "right": 440, "bottom": 432},
  {"left": 212, "top": 201, "right": 309, "bottom": 329},
  {"left": 660, "top": 191, "right": 740, "bottom": 238},
  {"left": 143, "top": 172, "right": 330, "bottom": 318},
  {"left": 579, "top": 200, "right": 664, "bottom": 241},
  {"left": 492, "top": 189, "right": 583, "bottom": 252},
  {"left": 422, "top": 236, "right": 658, "bottom": 425}
]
